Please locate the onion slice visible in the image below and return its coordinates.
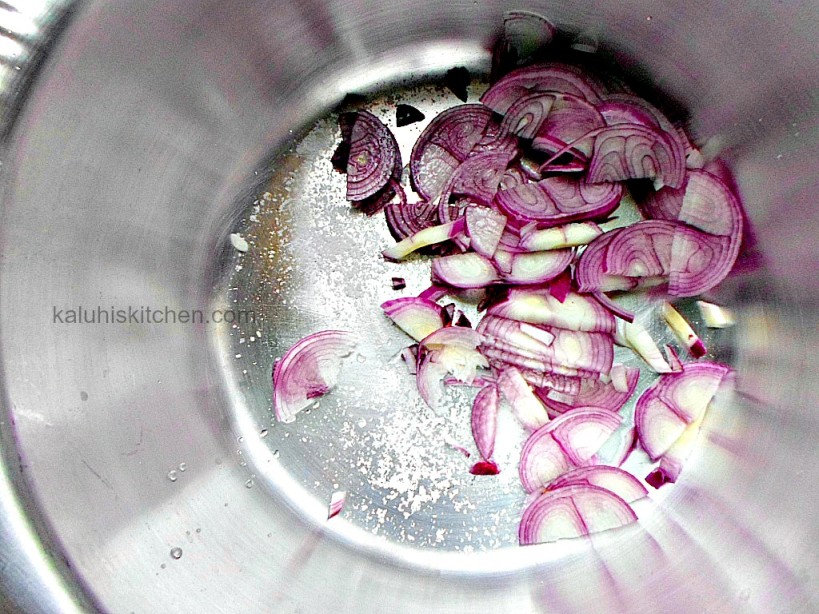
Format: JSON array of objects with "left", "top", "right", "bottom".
[
  {"left": 520, "top": 221, "right": 602, "bottom": 251},
  {"left": 635, "top": 362, "right": 730, "bottom": 459},
  {"left": 615, "top": 319, "right": 672, "bottom": 373},
  {"left": 471, "top": 384, "right": 500, "bottom": 459},
  {"left": 466, "top": 206, "right": 507, "bottom": 258},
  {"left": 497, "top": 367, "right": 550, "bottom": 431},
  {"left": 586, "top": 123, "right": 685, "bottom": 189},
  {"left": 489, "top": 289, "right": 615, "bottom": 333},
  {"left": 519, "top": 484, "right": 637, "bottom": 544},
  {"left": 273, "top": 331, "right": 358, "bottom": 423},
  {"left": 382, "top": 218, "right": 465, "bottom": 261},
  {"left": 381, "top": 297, "right": 445, "bottom": 342},
  {"left": 548, "top": 465, "right": 648, "bottom": 503},
  {"left": 432, "top": 252, "right": 501, "bottom": 288},
  {"left": 519, "top": 407, "right": 622, "bottom": 492},
  {"left": 537, "top": 366, "right": 639, "bottom": 416}
]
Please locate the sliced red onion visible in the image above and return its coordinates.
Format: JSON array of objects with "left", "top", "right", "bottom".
[
  {"left": 327, "top": 490, "right": 347, "bottom": 519},
  {"left": 470, "top": 117, "right": 521, "bottom": 157},
  {"left": 466, "top": 206, "right": 507, "bottom": 258},
  {"left": 604, "top": 220, "right": 676, "bottom": 279},
  {"left": 548, "top": 465, "right": 648, "bottom": 503},
  {"left": 410, "top": 104, "right": 493, "bottom": 200},
  {"left": 614, "top": 319, "right": 672, "bottom": 373},
  {"left": 391, "top": 277, "right": 407, "bottom": 290},
  {"left": 505, "top": 249, "right": 574, "bottom": 285},
  {"left": 662, "top": 301, "right": 706, "bottom": 358},
  {"left": 482, "top": 345, "right": 601, "bottom": 380},
  {"left": 586, "top": 124, "right": 685, "bottom": 189},
  {"left": 470, "top": 460, "right": 501, "bottom": 475},
  {"left": 518, "top": 484, "right": 637, "bottom": 545},
  {"left": 575, "top": 228, "right": 622, "bottom": 293},
  {"left": 476, "top": 315, "right": 556, "bottom": 354},
  {"left": 679, "top": 170, "right": 743, "bottom": 237},
  {"left": 440, "top": 150, "right": 514, "bottom": 209},
  {"left": 471, "top": 384, "right": 500, "bottom": 459},
  {"left": 384, "top": 201, "right": 444, "bottom": 243},
  {"left": 481, "top": 63, "right": 605, "bottom": 115},
  {"left": 531, "top": 94, "right": 605, "bottom": 157},
  {"left": 492, "top": 249, "right": 514, "bottom": 274},
  {"left": 520, "top": 221, "right": 602, "bottom": 251},
  {"left": 415, "top": 352, "right": 450, "bottom": 410},
  {"left": 537, "top": 365, "right": 639, "bottom": 416},
  {"left": 488, "top": 289, "right": 615, "bottom": 333},
  {"left": 382, "top": 218, "right": 466, "bottom": 261},
  {"left": 432, "top": 252, "right": 500, "bottom": 288},
  {"left": 601, "top": 93, "right": 678, "bottom": 135},
  {"left": 497, "top": 367, "right": 550, "bottom": 431},
  {"left": 519, "top": 407, "right": 622, "bottom": 492},
  {"left": 640, "top": 183, "right": 684, "bottom": 221},
  {"left": 273, "top": 331, "right": 358, "bottom": 423},
  {"left": 597, "top": 100, "right": 660, "bottom": 129},
  {"left": 500, "top": 91, "right": 555, "bottom": 139},
  {"left": 494, "top": 176, "right": 622, "bottom": 225},
  {"left": 381, "top": 297, "right": 445, "bottom": 342},
  {"left": 668, "top": 226, "right": 737, "bottom": 297},
  {"left": 344, "top": 111, "right": 402, "bottom": 201},
  {"left": 696, "top": 300, "right": 735, "bottom": 328},
  {"left": 635, "top": 362, "right": 730, "bottom": 459},
  {"left": 527, "top": 372, "right": 583, "bottom": 396}
]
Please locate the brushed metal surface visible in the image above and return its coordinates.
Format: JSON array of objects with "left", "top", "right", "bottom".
[{"left": 0, "top": 0, "right": 817, "bottom": 612}]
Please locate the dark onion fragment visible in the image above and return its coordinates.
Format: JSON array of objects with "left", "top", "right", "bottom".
[
  {"left": 531, "top": 94, "right": 605, "bottom": 157},
  {"left": 391, "top": 277, "right": 407, "bottom": 290},
  {"left": 470, "top": 460, "right": 501, "bottom": 475},
  {"left": 396, "top": 103, "right": 425, "bottom": 127},
  {"left": 444, "top": 66, "right": 471, "bottom": 102}
]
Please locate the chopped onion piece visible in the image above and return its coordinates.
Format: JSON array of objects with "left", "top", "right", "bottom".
[
  {"left": 587, "top": 123, "right": 685, "bottom": 189},
  {"left": 273, "top": 331, "right": 358, "bottom": 423},
  {"left": 497, "top": 367, "right": 550, "bottom": 431},
  {"left": 343, "top": 111, "right": 402, "bottom": 201},
  {"left": 382, "top": 218, "right": 465, "bottom": 261},
  {"left": 519, "top": 484, "right": 637, "bottom": 544},
  {"left": 615, "top": 319, "right": 672, "bottom": 373},
  {"left": 381, "top": 297, "right": 444, "bottom": 342},
  {"left": 328, "top": 490, "right": 347, "bottom": 519},
  {"left": 662, "top": 301, "right": 706, "bottom": 358},
  {"left": 470, "top": 460, "right": 501, "bottom": 475},
  {"left": 466, "top": 206, "right": 507, "bottom": 258},
  {"left": 505, "top": 249, "right": 574, "bottom": 285},
  {"left": 696, "top": 300, "right": 736, "bottom": 328},
  {"left": 489, "top": 289, "right": 615, "bottom": 333},
  {"left": 658, "top": 410, "right": 706, "bottom": 483}
]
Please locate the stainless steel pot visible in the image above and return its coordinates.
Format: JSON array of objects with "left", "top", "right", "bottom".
[{"left": 1, "top": 1, "right": 817, "bottom": 612}]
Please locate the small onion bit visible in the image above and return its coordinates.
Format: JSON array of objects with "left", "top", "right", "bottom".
[
  {"left": 327, "top": 490, "right": 347, "bottom": 519},
  {"left": 273, "top": 331, "right": 358, "bottom": 423},
  {"left": 662, "top": 301, "right": 706, "bottom": 358}
]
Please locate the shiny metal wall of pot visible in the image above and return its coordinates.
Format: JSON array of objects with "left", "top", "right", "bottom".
[{"left": 0, "top": 0, "right": 817, "bottom": 612}]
